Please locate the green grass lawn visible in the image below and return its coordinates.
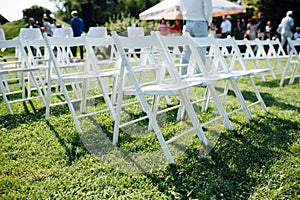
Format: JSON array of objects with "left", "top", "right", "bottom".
[{"left": 0, "top": 70, "right": 299, "bottom": 199}]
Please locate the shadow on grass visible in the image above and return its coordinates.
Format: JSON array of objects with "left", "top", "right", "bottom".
[
  {"left": 0, "top": 102, "right": 74, "bottom": 130},
  {"left": 145, "top": 111, "right": 299, "bottom": 199},
  {"left": 241, "top": 90, "right": 300, "bottom": 111},
  {"left": 47, "top": 121, "right": 88, "bottom": 166},
  {"left": 0, "top": 106, "right": 45, "bottom": 130},
  {"left": 253, "top": 78, "right": 282, "bottom": 88}
]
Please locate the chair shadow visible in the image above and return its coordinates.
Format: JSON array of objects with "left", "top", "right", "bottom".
[
  {"left": 144, "top": 111, "right": 298, "bottom": 198},
  {"left": 241, "top": 90, "right": 300, "bottom": 111},
  {"left": 47, "top": 121, "right": 88, "bottom": 166},
  {"left": 0, "top": 105, "right": 45, "bottom": 130}
]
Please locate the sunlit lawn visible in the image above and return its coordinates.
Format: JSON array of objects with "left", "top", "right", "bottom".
[{"left": 0, "top": 64, "right": 299, "bottom": 199}]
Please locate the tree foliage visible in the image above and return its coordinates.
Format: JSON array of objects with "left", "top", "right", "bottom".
[
  {"left": 22, "top": 6, "right": 52, "bottom": 26},
  {"left": 256, "top": 0, "right": 299, "bottom": 27},
  {"left": 50, "top": 0, "right": 160, "bottom": 27}
]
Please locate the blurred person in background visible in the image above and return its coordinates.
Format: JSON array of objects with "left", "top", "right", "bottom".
[
  {"left": 70, "top": 10, "right": 84, "bottom": 59},
  {"left": 293, "top": 27, "right": 300, "bottom": 40},
  {"left": 25, "top": 17, "right": 38, "bottom": 28},
  {"left": 264, "top": 20, "right": 273, "bottom": 40},
  {"left": 280, "top": 10, "right": 294, "bottom": 53},
  {"left": 157, "top": 18, "right": 169, "bottom": 36},
  {"left": 179, "top": 0, "right": 212, "bottom": 75},
  {"left": 244, "top": 17, "right": 258, "bottom": 40},
  {"left": 40, "top": 16, "right": 52, "bottom": 36},
  {"left": 220, "top": 15, "right": 232, "bottom": 38},
  {"left": 257, "top": 12, "right": 266, "bottom": 40},
  {"left": 235, "top": 18, "right": 246, "bottom": 40},
  {"left": 170, "top": 19, "right": 183, "bottom": 35}
]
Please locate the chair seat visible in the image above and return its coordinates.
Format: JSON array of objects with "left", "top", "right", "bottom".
[
  {"left": 229, "top": 68, "right": 270, "bottom": 76},
  {"left": 0, "top": 60, "right": 21, "bottom": 65},
  {"left": 123, "top": 81, "right": 205, "bottom": 96},
  {"left": 51, "top": 69, "right": 120, "bottom": 82},
  {"left": 184, "top": 73, "right": 234, "bottom": 84},
  {"left": 1, "top": 66, "right": 43, "bottom": 73}
]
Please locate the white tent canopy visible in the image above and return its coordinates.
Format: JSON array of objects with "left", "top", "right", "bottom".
[{"left": 139, "top": 0, "right": 246, "bottom": 20}]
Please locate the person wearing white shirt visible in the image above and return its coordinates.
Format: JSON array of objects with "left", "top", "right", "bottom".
[
  {"left": 220, "top": 15, "right": 232, "bottom": 38},
  {"left": 179, "top": 0, "right": 213, "bottom": 75},
  {"left": 51, "top": 18, "right": 62, "bottom": 35},
  {"left": 281, "top": 10, "right": 294, "bottom": 52}
]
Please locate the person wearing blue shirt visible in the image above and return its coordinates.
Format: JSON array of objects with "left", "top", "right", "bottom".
[{"left": 70, "top": 10, "right": 84, "bottom": 59}]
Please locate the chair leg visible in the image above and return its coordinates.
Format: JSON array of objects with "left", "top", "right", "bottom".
[
  {"left": 178, "top": 90, "right": 208, "bottom": 146},
  {"left": 29, "top": 71, "right": 46, "bottom": 106},
  {"left": 80, "top": 78, "right": 88, "bottom": 114},
  {"left": 138, "top": 93, "right": 175, "bottom": 164},
  {"left": 229, "top": 79, "right": 253, "bottom": 120},
  {"left": 201, "top": 87, "right": 210, "bottom": 112},
  {"left": 248, "top": 77, "right": 268, "bottom": 112},
  {"left": 148, "top": 94, "right": 160, "bottom": 131},
  {"left": 97, "top": 77, "right": 116, "bottom": 122},
  {"left": 289, "top": 63, "right": 299, "bottom": 85},
  {"left": 207, "top": 84, "right": 233, "bottom": 131},
  {"left": 0, "top": 80, "right": 13, "bottom": 114},
  {"left": 113, "top": 73, "right": 125, "bottom": 145}
]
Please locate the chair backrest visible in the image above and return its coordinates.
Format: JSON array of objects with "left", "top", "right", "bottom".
[
  {"left": 287, "top": 38, "right": 300, "bottom": 64},
  {"left": 186, "top": 34, "right": 229, "bottom": 76},
  {"left": 0, "top": 28, "right": 7, "bottom": 52},
  {"left": 112, "top": 31, "right": 172, "bottom": 89},
  {"left": 44, "top": 35, "right": 87, "bottom": 75},
  {"left": 127, "top": 27, "right": 144, "bottom": 38},
  {"left": 0, "top": 37, "right": 23, "bottom": 61},
  {"left": 267, "top": 38, "right": 288, "bottom": 57},
  {"left": 52, "top": 27, "right": 73, "bottom": 38},
  {"left": 153, "top": 32, "right": 195, "bottom": 80},
  {"left": 23, "top": 37, "right": 48, "bottom": 67},
  {"left": 214, "top": 37, "right": 248, "bottom": 71},
  {"left": 19, "top": 28, "right": 43, "bottom": 40},
  {"left": 84, "top": 36, "right": 119, "bottom": 74},
  {"left": 235, "top": 38, "right": 276, "bottom": 79},
  {"left": 87, "top": 27, "right": 108, "bottom": 38},
  {"left": 280, "top": 38, "right": 300, "bottom": 85}
]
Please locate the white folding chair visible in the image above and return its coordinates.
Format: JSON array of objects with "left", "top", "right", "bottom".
[
  {"left": 155, "top": 32, "right": 234, "bottom": 130},
  {"left": 43, "top": 34, "right": 119, "bottom": 133},
  {"left": 212, "top": 37, "right": 268, "bottom": 113},
  {"left": 235, "top": 38, "right": 276, "bottom": 81},
  {"left": 112, "top": 31, "right": 208, "bottom": 164},
  {"left": 160, "top": 33, "right": 262, "bottom": 122},
  {"left": 0, "top": 37, "right": 46, "bottom": 114},
  {"left": 163, "top": 33, "right": 258, "bottom": 122},
  {"left": 280, "top": 38, "right": 300, "bottom": 86},
  {"left": 84, "top": 35, "right": 120, "bottom": 121}
]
